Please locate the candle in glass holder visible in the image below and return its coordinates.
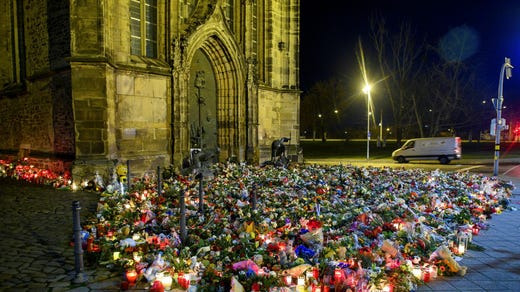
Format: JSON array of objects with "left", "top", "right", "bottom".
[
  {"left": 178, "top": 273, "right": 190, "bottom": 289},
  {"left": 429, "top": 265, "right": 438, "bottom": 278},
  {"left": 458, "top": 242, "right": 466, "bottom": 254},
  {"left": 126, "top": 269, "right": 138, "bottom": 283},
  {"left": 311, "top": 282, "right": 321, "bottom": 292},
  {"left": 156, "top": 272, "right": 173, "bottom": 290},
  {"left": 306, "top": 270, "right": 314, "bottom": 280},
  {"left": 285, "top": 275, "right": 292, "bottom": 286},
  {"left": 382, "top": 283, "right": 394, "bottom": 292},
  {"left": 334, "top": 268, "right": 343, "bottom": 284},
  {"left": 133, "top": 251, "right": 142, "bottom": 262},
  {"left": 412, "top": 266, "right": 422, "bottom": 279},
  {"left": 422, "top": 267, "right": 431, "bottom": 282},
  {"left": 456, "top": 232, "right": 469, "bottom": 255},
  {"left": 251, "top": 282, "right": 260, "bottom": 292},
  {"left": 472, "top": 225, "right": 480, "bottom": 235},
  {"left": 113, "top": 251, "right": 121, "bottom": 260},
  {"left": 297, "top": 275, "right": 305, "bottom": 286},
  {"left": 313, "top": 266, "right": 320, "bottom": 279}
]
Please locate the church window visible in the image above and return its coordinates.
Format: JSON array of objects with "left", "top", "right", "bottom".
[
  {"left": 130, "top": 0, "right": 157, "bottom": 58},
  {"left": 2, "top": 0, "right": 25, "bottom": 89}
]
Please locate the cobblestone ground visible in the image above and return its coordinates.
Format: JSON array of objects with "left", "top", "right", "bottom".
[{"left": 0, "top": 178, "right": 113, "bottom": 292}]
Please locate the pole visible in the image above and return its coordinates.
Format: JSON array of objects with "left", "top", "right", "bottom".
[
  {"left": 250, "top": 185, "right": 257, "bottom": 211},
  {"left": 493, "top": 96, "right": 503, "bottom": 177},
  {"left": 72, "top": 201, "right": 87, "bottom": 283},
  {"left": 198, "top": 173, "right": 204, "bottom": 213},
  {"left": 157, "top": 166, "right": 162, "bottom": 196},
  {"left": 367, "top": 91, "right": 370, "bottom": 160},
  {"left": 126, "top": 160, "right": 130, "bottom": 192},
  {"left": 379, "top": 110, "right": 383, "bottom": 147},
  {"left": 494, "top": 57, "right": 513, "bottom": 176},
  {"left": 180, "top": 190, "right": 187, "bottom": 243}
]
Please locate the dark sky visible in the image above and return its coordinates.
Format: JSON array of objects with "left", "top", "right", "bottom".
[{"left": 300, "top": 1, "right": 520, "bottom": 102}]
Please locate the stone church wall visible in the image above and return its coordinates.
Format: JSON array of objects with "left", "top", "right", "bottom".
[{"left": 0, "top": 0, "right": 74, "bottom": 164}]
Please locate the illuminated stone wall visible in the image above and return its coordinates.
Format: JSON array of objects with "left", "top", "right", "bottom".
[
  {"left": 69, "top": 0, "right": 171, "bottom": 179},
  {"left": 0, "top": 0, "right": 301, "bottom": 181},
  {"left": 0, "top": 1, "right": 74, "bottom": 162}
]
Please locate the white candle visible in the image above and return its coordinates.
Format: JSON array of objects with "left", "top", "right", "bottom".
[
  {"left": 412, "top": 266, "right": 422, "bottom": 279},
  {"left": 157, "top": 272, "right": 173, "bottom": 290}
]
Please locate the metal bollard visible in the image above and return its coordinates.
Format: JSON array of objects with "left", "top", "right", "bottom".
[
  {"left": 157, "top": 166, "right": 162, "bottom": 196},
  {"left": 198, "top": 174, "right": 204, "bottom": 213},
  {"left": 251, "top": 186, "right": 257, "bottom": 211},
  {"left": 72, "top": 201, "right": 88, "bottom": 283},
  {"left": 126, "top": 160, "right": 131, "bottom": 192},
  {"left": 179, "top": 190, "right": 187, "bottom": 243}
]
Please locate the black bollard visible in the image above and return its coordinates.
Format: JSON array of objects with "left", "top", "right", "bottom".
[
  {"left": 126, "top": 160, "right": 131, "bottom": 192},
  {"left": 157, "top": 166, "right": 162, "bottom": 196},
  {"left": 72, "top": 201, "right": 88, "bottom": 283},
  {"left": 198, "top": 172, "right": 204, "bottom": 213},
  {"left": 179, "top": 190, "right": 187, "bottom": 243},
  {"left": 251, "top": 186, "right": 257, "bottom": 210}
]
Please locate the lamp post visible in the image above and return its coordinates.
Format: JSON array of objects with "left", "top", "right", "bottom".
[
  {"left": 318, "top": 114, "right": 325, "bottom": 142},
  {"left": 378, "top": 110, "right": 383, "bottom": 148},
  {"left": 493, "top": 57, "right": 513, "bottom": 176},
  {"left": 363, "top": 84, "right": 372, "bottom": 160}
]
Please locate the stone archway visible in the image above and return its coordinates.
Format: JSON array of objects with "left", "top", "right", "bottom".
[
  {"left": 189, "top": 35, "right": 245, "bottom": 162},
  {"left": 189, "top": 50, "right": 218, "bottom": 152}
]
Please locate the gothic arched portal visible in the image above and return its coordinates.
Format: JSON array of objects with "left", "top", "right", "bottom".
[
  {"left": 189, "top": 50, "right": 218, "bottom": 152},
  {"left": 185, "top": 35, "right": 246, "bottom": 163}
]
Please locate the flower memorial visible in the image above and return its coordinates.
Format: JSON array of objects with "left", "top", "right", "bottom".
[
  {"left": 0, "top": 158, "right": 72, "bottom": 188},
  {"left": 76, "top": 162, "right": 512, "bottom": 292},
  {"left": 0, "top": 158, "right": 513, "bottom": 291}
]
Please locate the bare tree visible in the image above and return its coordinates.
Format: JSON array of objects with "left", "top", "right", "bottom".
[
  {"left": 370, "top": 17, "right": 425, "bottom": 144},
  {"left": 300, "top": 78, "right": 348, "bottom": 140},
  {"left": 421, "top": 59, "right": 481, "bottom": 137}
]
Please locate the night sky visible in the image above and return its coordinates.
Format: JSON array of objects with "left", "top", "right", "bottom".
[{"left": 300, "top": 1, "right": 520, "bottom": 103}]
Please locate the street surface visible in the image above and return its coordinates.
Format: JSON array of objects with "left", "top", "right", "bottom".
[{"left": 303, "top": 157, "right": 520, "bottom": 181}]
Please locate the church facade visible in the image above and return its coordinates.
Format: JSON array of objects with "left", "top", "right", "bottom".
[{"left": 0, "top": 0, "right": 300, "bottom": 181}]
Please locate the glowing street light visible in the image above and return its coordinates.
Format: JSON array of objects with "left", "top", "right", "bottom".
[
  {"left": 363, "top": 84, "right": 372, "bottom": 160},
  {"left": 493, "top": 57, "right": 513, "bottom": 176}
]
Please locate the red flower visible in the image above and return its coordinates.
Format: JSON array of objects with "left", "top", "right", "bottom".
[
  {"left": 358, "top": 246, "right": 372, "bottom": 255},
  {"left": 307, "top": 219, "right": 322, "bottom": 230},
  {"left": 267, "top": 242, "right": 280, "bottom": 253}
]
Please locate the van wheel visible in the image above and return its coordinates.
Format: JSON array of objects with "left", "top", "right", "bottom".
[
  {"left": 439, "top": 156, "right": 450, "bottom": 164},
  {"left": 397, "top": 156, "right": 407, "bottom": 163}
]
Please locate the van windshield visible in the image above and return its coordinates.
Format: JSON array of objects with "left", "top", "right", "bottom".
[{"left": 402, "top": 140, "right": 415, "bottom": 149}]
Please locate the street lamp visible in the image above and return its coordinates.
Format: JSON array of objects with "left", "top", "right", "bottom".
[
  {"left": 363, "top": 84, "right": 372, "bottom": 160},
  {"left": 318, "top": 114, "right": 325, "bottom": 142},
  {"left": 493, "top": 57, "right": 513, "bottom": 176}
]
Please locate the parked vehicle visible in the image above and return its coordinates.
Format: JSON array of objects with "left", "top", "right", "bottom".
[{"left": 392, "top": 137, "right": 462, "bottom": 164}]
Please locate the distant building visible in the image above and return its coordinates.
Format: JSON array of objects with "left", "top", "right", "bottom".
[{"left": 0, "top": 0, "right": 300, "bottom": 181}]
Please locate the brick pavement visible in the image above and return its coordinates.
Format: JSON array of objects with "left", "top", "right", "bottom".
[{"left": 417, "top": 175, "right": 520, "bottom": 292}]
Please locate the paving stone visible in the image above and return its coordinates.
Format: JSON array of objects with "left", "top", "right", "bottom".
[
  {"left": 49, "top": 281, "right": 71, "bottom": 288},
  {"left": 63, "top": 287, "right": 90, "bottom": 292},
  {"left": 33, "top": 277, "right": 49, "bottom": 283},
  {"left": 48, "top": 274, "right": 68, "bottom": 282},
  {"left": 27, "top": 282, "right": 49, "bottom": 289}
]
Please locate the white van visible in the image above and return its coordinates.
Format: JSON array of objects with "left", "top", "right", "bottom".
[{"left": 392, "top": 137, "right": 461, "bottom": 164}]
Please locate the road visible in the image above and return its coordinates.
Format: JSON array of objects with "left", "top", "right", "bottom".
[{"left": 303, "top": 157, "right": 520, "bottom": 179}]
